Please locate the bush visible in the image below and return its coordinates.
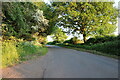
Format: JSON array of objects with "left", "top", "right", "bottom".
[
  {"left": 63, "top": 40, "right": 72, "bottom": 44},
  {"left": 117, "top": 35, "right": 120, "bottom": 40},
  {"left": 89, "top": 40, "right": 120, "bottom": 56},
  {"left": 63, "top": 37, "right": 83, "bottom": 44},
  {"left": 16, "top": 41, "right": 48, "bottom": 60},
  {"left": 47, "top": 42, "right": 54, "bottom": 45},
  {"left": 85, "top": 38, "right": 96, "bottom": 45},
  {"left": 80, "top": 40, "right": 119, "bottom": 56},
  {"left": 58, "top": 40, "right": 120, "bottom": 56},
  {"left": 1, "top": 40, "right": 19, "bottom": 68},
  {"left": 86, "top": 35, "right": 117, "bottom": 44},
  {"left": 1, "top": 40, "right": 48, "bottom": 68},
  {"left": 47, "top": 41, "right": 60, "bottom": 45}
]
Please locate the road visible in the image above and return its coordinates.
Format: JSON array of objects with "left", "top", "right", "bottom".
[{"left": 1, "top": 45, "right": 118, "bottom": 78}]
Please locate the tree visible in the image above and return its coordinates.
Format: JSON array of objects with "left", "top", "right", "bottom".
[
  {"left": 2, "top": 2, "right": 37, "bottom": 40},
  {"left": 32, "top": 9, "right": 49, "bottom": 36},
  {"left": 118, "top": 1, "right": 120, "bottom": 18},
  {"left": 2, "top": 2, "right": 50, "bottom": 42},
  {"left": 70, "top": 37, "right": 80, "bottom": 44},
  {"left": 52, "top": 27, "right": 67, "bottom": 43},
  {"left": 52, "top": 2, "right": 118, "bottom": 42},
  {"left": 34, "top": 2, "right": 59, "bottom": 35}
]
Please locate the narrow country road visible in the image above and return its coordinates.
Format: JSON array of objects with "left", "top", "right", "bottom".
[{"left": 1, "top": 45, "right": 118, "bottom": 78}]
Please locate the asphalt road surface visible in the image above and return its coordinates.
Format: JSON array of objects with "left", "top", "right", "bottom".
[{"left": 2, "top": 45, "right": 118, "bottom": 78}]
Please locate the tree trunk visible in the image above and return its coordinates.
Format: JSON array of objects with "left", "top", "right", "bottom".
[{"left": 83, "top": 34, "right": 86, "bottom": 43}]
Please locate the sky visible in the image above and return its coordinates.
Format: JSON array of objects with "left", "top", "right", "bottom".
[
  {"left": 46, "top": 0, "right": 120, "bottom": 42},
  {"left": 114, "top": 0, "right": 120, "bottom": 7}
]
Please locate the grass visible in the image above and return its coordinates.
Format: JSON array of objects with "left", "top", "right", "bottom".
[
  {"left": 57, "top": 40, "right": 119, "bottom": 59},
  {"left": 66, "top": 46, "right": 118, "bottom": 59},
  {"left": 1, "top": 40, "right": 48, "bottom": 68}
]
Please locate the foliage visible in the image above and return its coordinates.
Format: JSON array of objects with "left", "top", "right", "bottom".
[
  {"left": 34, "top": 2, "right": 59, "bottom": 35},
  {"left": 63, "top": 39, "right": 72, "bottom": 44},
  {"left": 31, "top": 8, "right": 49, "bottom": 43},
  {"left": 70, "top": 37, "right": 83, "bottom": 44},
  {"left": 118, "top": 2, "right": 120, "bottom": 18},
  {"left": 17, "top": 41, "right": 48, "bottom": 59},
  {"left": 2, "top": 2, "right": 37, "bottom": 40},
  {"left": 1, "top": 40, "right": 48, "bottom": 68},
  {"left": 32, "top": 9, "right": 49, "bottom": 37},
  {"left": 63, "top": 37, "right": 83, "bottom": 44},
  {"left": 2, "top": 2, "right": 50, "bottom": 42},
  {"left": 1, "top": 40, "right": 19, "bottom": 68},
  {"left": 52, "top": 27, "right": 67, "bottom": 43},
  {"left": 88, "top": 40, "right": 119, "bottom": 56},
  {"left": 47, "top": 42, "right": 54, "bottom": 45},
  {"left": 52, "top": 2, "right": 118, "bottom": 42},
  {"left": 58, "top": 40, "right": 119, "bottom": 57},
  {"left": 85, "top": 35, "right": 118, "bottom": 44},
  {"left": 57, "top": 34, "right": 120, "bottom": 57},
  {"left": 47, "top": 41, "right": 60, "bottom": 45}
]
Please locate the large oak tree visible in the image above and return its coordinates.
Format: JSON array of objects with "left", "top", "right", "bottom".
[{"left": 52, "top": 2, "right": 118, "bottom": 42}]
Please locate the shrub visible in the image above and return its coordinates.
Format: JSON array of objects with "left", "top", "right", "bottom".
[
  {"left": 63, "top": 40, "right": 72, "bottom": 44},
  {"left": 59, "top": 40, "right": 120, "bottom": 56},
  {"left": 86, "top": 35, "right": 117, "bottom": 44},
  {"left": 117, "top": 34, "right": 120, "bottom": 40},
  {"left": 80, "top": 40, "right": 119, "bottom": 56},
  {"left": 90, "top": 40, "right": 120, "bottom": 56},
  {"left": 16, "top": 41, "right": 48, "bottom": 60},
  {"left": 85, "top": 38, "right": 96, "bottom": 45},
  {"left": 47, "top": 41, "right": 60, "bottom": 45},
  {"left": 1, "top": 40, "right": 19, "bottom": 68},
  {"left": 63, "top": 37, "right": 83, "bottom": 44},
  {"left": 1, "top": 40, "right": 48, "bottom": 68},
  {"left": 70, "top": 37, "right": 78, "bottom": 44},
  {"left": 47, "top": 42, "right": 54, "bottom": 45}
]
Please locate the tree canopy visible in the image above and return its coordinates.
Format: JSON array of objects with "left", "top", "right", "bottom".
[
  {"left": 2, "top": 2, "right": 56, "bottom": 42},
  {"left": 2, "top": 2, "right": 36, "bottom": 40},
  {"left": 34, "top": 2, "right": 59, "bottom": 35},
  {"left": 52, "top": 2, "right": 118, "bottom": 42},
  {"left": 2, "top": 2, "right": 118, "bottom": 43},
  {"left": 52, "top": 27, "right": 67, "bottom": 43}
]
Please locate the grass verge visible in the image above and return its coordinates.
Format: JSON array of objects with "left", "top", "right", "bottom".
[
  {"left": 1, "top": 40, "right": 48, "bottom": 68},
  {"left": 57, "top": 43, "right": 118, "bottom": 59}
]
